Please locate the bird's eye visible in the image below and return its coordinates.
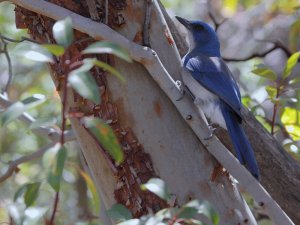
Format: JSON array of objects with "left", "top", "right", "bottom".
[{"left": 194, "top": 24, "right": 204, "bottom": 31}]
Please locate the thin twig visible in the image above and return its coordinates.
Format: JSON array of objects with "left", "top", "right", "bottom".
[
  {"left": 49, "top": 192, "right": 59, "bottom": 225},
  {"left": 0, "top": 140, "right": 68, "bottom": 183},
  {"left": 0, "top": 34, "right": 41, "bottom": 93},
  {"left": 0, "top": 94, "right": 76, "bottom": 182},
  {"left": 223, "top": 40, "right": 292, "bottom": 62},
  {"left": 0, "top": 132, "right": 75, "bottom": 183},
  {"left": 0, "top": 34, "right": 40, "bottom": 44},
  {"left": 208, "top": 11, "right": 227, "bottom": 32},
  {"left": 0, "top": 94, "right": 75, "bottom": 142},
  {"left": 0, "top": 36, "right": 13, "bottom": 93}
]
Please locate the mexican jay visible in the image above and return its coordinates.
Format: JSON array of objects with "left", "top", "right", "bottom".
[{"left": 176, "top": 16, "right": 260, "bottom": 180}]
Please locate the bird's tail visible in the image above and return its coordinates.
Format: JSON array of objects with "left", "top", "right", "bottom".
[{"left": 220, "top": 102, "right": 260, "bottom": 180}]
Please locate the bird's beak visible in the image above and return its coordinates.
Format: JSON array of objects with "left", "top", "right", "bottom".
[{"left": 175, "top": 16, "right": 192, "bottom": 30}]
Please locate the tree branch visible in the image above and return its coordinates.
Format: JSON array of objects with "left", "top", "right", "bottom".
[
  {"left": 223, "top": 39, "right": 293, "bottom": 62},
  {"left": 8, "top": 0, "right": 295, "bottom": 224},
  {"left": 0, "top": 94, "right": 74, "bottom": 142},
  {"left": 208, "top": 11, "right": 227, "bottom": 32},
  {"left": 0, "top": 136, "right": 73, "bottom": 183},
  {"left": 0, "top": 35, "right": 13, "bottom": 93},
  {"left": 0, "top": 94, "right": 76, "bottom": 183}
]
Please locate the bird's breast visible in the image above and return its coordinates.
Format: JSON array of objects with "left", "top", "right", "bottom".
[{"left": 182, "top": 68, "right": 227, "bottom": 129}]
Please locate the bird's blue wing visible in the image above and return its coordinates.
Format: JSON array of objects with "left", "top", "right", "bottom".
[{"left": 184, "top": 55, "right": 242, "bottom": 119}]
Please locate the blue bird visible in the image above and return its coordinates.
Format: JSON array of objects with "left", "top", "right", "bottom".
[{"left": 175, "top": 16, "right": 260, "bottom": 180}]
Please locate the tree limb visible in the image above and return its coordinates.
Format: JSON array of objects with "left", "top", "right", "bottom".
[
  {"left": 8, "top": 0, "right": 295, "bottom": 224},
  {"left": 0, "top": 94, "right": 74, "bottom": 142},
  {"left": 223, "top": 39, "right": 293, "bottom": 62},
  {"left": 0, "top": 94, "right": 76, "bottom": 183},
  {"left": 0, "top": 135, "right": 74, "bottom": 183},
  {"left": 208, "top": 11, "right": 227, "bottom": 32}
]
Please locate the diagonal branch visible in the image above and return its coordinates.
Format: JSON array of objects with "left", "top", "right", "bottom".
[
  {"left": 0, "top": 94, "right": 76, "bottom": 183},
  {"left": 0, "top": 134, "right": 75, "bottom": 183},
  {"left": 8, "top": 0, "right": 295, "bottom": 224}
]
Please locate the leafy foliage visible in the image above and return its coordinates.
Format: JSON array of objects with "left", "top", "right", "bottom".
[
  {"left": 0, "top": 94, "right": 45, "bottom": 126},
  {"left": 251, "top": 52, "right": 300, "bottom": 138},
  {"left": 47, "top": 145, "right": 67, "bottom": 192},
  {"left": 83, "top": 117, "right": 124, "bottom": 165},
  {"left": 141, "top": 178, "right": 170, "bottom": 201},
  {"left": 68, "top": 69, "right": 101, "bottom": 104},
  {"left": 82, "top": 41, "right": 132, "bottom": 62},
  {"left": 107, "top": 204, "right": 133, "bottom": 223},
  {"left": 52, "top": 17, "right": 73, "bottom": 48},
  {"left": 108, "top": 178, "right": 219, "bottom": 225}
]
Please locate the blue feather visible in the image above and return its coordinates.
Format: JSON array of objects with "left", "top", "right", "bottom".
[{"left": 220, "top": 102, "right": 260, "bottom": 179}]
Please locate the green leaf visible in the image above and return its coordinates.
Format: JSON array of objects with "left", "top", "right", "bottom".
[
  {"left": 141, "top": 178, "right": 170, "bottom": 201},
  {"left": 283, "top": 52, "right": 300, "bottom": 79},
  {"left": 93, "top": 59, "right": 125, "bottom": 82},
  {"left": 1, "top": 94, "right": 46, "bottom": 126},
  {"left": 68, "top": 70, "right": 100, "bottom": 104},
  {"left": 256, "top": 115, "right": 272, "bottom": 133},
  {"left": 155, "top": 208, "right": 172, "bottom": 221},
  {"left": 74, "top": 60, "right": 95, "bottom": 72},
  {"left": 47, "top": 146, "right": 67, "bottom": 192},
  {"left": 24, "top": 182, "right": 41, "bottom": 207},
  {"left": 78, "top": 169, "right": 100, "bottom": 213},
  {"left": 52, "top": 17, "right": 73, "bottom": 48},
  {"left": 289, "top": 76, "right": 300, "bottom": 85},
  {"left": 252, "top": 65, "right": 277, "bottom": 81},
  {"left": 289, "top": 18, "right": 300, "bottom": 52},
  {"left": 184, "top": 200, "right": 219, "bottom": 225},
  {"left": 14, "top": 184, "right": 28, "bottom": 202},
  {"left": 241, "top": 95, "right": 252, "bottom": 108},
  {"left": 177, "top": 207, "right": 198, "bottom": 219},
  {"left": 107, "top": 204, "right": 133, "bottom": 223},
  {"left": 265, "top": 85, "right": 277, "bottom": 99},
  {"left": 281, "top": 107, "right": 300, "bottom": 124},
  {"left": 42, "top": 44, "right": 65, "bottom": 56},
  {"left": 82, "top": 41, "right": 132, "bottom": 62},
  {"left": 15, "top": 43, "right": 54, "bottom": 63},
  {"left": 83, "top": 117, "right": 124, "bottom": 165},
  {"left": 29, "top": 117, "right": 57, "bottom": 129},
  {"left": 117, "top": 219, "right": 140, "bottom": 225},
  {"left": 284, "top": 124, "right": 300, "bottom": 141}
]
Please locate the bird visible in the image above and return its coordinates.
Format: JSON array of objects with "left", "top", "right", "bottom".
[{"left": 175, "top": 16, "right": 260, "bottom": 180}]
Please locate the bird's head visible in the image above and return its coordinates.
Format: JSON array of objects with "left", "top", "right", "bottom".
[{"left": 175, "top": 16, "right": 220, "bottom": 56}]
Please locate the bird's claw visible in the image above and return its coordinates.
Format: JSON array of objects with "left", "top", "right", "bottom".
[
  {"left": 175, "top": 80, "right": 184, "bottom": 101},
  {"left": 204, "top": 124, "right": 216, "bottom": 140},
  {"left": 175, "top": 80, "right": 195, "bottom": 101}
]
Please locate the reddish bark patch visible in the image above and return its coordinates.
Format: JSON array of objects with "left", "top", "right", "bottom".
[
  {"left": 16, "top": 0, "right": 167, "bottom": 218},
  {"left": 133, "top": 31, "right": 143, "bottom": 44},
  {"left": 153, "top": 100, "right": 162, "bottom": 118},
  {"left": 114, "top": 128, "right": 167, "bottom": 217}
]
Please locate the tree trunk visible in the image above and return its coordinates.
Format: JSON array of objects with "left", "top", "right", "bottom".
[{"left": 13, "top": 0, "right": 299, "bottom": 224}]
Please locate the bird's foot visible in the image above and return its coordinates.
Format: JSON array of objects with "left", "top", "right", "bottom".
[
  {"left": 175, "top": 80, "right": 195, "bottom": 101},
  {"left": 204, "top": 124, "right": 217, "bottom": 140},
  {"left": 175, "top": 80, "right": 184, "bottom": 101}
]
